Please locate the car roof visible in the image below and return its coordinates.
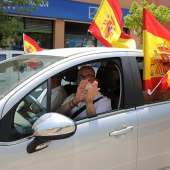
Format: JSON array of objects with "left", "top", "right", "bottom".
[
  {"left": 0, "top": 50, "right": 24, "bottom": 53},
  {"left": 27, "top": 47, "right": 143, "bottom": 58}
]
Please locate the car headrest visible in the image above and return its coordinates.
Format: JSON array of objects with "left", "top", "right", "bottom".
[
  {"left": 96, "top": 66, "right": 116, "bottom": 89},
  {"left": 64, "top": 67, "right": 78, "bottom": 82}
]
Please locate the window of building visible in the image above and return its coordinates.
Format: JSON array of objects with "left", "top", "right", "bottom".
[
  {"left": 64, "top": 22, "right": 130, "bottom": 48},
  {"left": 24, "top": 18, "right": 53, "bottom": 49},
  {"left": 64, "top": 22, "right": 97, "bottom": 47}
]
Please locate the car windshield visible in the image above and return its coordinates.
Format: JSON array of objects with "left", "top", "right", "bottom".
[{"left": 0, "top": 54, "right": 63, "bottom": 99}]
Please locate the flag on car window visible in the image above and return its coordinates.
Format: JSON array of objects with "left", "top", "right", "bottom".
[
  {"left": 23, "top": 33, "right": 43, "bottom": 54},
  {"left": 88, "top": 0, "right": 136, "bottom": 49},
  {"left": 143, "top": 8, "right": 170, "bottom": 93}
]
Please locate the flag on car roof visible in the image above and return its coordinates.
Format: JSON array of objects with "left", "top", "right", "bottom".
[
  {"left": 143, "top": 8, "right": 170, "bottom": 93},
  {"left": 88, "top": 0, "right": 136, "bottom": 49},
  {"left": 23, "top": 33, "right": 43, "bottom": 54}
]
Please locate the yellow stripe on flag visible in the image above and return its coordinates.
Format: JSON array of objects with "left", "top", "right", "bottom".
[
  {"left": 143, "top": 30, "right": 170, "bottom": 80},
  {"left": 113, "top": 38, "right": 136, "bottom": 49},
  {"left": 24, "top": 41, "right": 39, "bottom": 53},
  {"left": 23, "top": 33, "right": 43, "bottom": 54},
  {"left": 92, "top": 0, "right": 121, "bottom": 44},
  {"left": 167, "top": 71, "right": 170, "bottom": 87}
]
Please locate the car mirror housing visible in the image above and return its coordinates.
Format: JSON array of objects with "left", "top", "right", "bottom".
[
  {"left": 27, "top": 113, "right": 76, "bottom": 154},
  {"left": 32, "top": 113, "right": 77, "bottom": 140}
]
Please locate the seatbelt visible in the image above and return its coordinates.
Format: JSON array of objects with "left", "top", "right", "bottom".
[{"left": 71, "top": 96, "right": 104, "bottom": 119}]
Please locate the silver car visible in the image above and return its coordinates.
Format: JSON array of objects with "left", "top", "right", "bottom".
[{"left": 0, "top": 47, "right": 170, "bottom": 170}]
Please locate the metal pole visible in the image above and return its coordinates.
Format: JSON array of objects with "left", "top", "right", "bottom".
[{"left": 81, "top": 31, "right": 89, "bottom": 47}]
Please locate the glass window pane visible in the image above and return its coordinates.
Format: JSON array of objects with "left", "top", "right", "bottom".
[
  {"left": 11, "top": 82, "right": 47, "bottom": 141},
  {"left": 24, "top": 18, "right": 53, "bottom": 49},
  {"left": 65, "top": 22, "right": 96, "bottom": 48},
  {"left": 0, "top": 55, "right": 63, "bottom": 99},
  {"left": 0, "top": 54, "right": 6, "bottom": 61}
]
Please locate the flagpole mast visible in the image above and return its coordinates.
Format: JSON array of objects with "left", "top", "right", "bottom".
[
  {"left": 23, "top": 33, "right": 26, "bottom": 54},
  {"left": 80, "top": 31, "right": 89, "bottom": 47},
  {"left": 147, "top": 77, "right": 163, "bottom": 95}
]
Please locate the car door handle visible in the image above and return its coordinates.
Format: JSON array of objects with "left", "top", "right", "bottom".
[{"left": 109, "top": 126, "right": 133, "bottom": 136}]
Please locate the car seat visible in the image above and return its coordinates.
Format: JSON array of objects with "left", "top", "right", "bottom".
[
  {"left": 63, "top": 67, "right": 78, "bottom": 95},
  {"left": 96, "top": 66, "right": 119, "bottom": 109}
]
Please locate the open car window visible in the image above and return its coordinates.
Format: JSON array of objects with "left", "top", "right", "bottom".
[{"left": 61, "top": 59, "right": 122, "bottom": 121}]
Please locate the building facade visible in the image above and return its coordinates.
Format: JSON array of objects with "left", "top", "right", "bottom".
[
  {"left": 4, "top": 0, "right": 170, "bottom": 49},
  {"left": 148, "top": 0, "right": 170, "bottom": 30}
]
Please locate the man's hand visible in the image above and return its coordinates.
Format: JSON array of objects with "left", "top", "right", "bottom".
[
  {"left": 85, "top": 81, "right": 100, "bottom": 117},
  {"left": 74, "top": 79, "right": 88, "bottom": 103},
  {"left": 85, "top": 81, "right": 99, "bottom": 104}
]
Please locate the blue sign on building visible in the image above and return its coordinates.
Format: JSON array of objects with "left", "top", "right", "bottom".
[{"left": 4, "top": 0, "right": 130, "bottom": 22}]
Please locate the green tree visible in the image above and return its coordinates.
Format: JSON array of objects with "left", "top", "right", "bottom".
[
  {"left": 0, "top": 0, "right": 46, "bottom": 48},
  {"left": 124, "top": 0, "right": 170, "bottom": 37}
]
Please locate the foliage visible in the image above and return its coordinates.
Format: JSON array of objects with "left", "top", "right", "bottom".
[
  {"left": 0, "top": 0, "right": 47, "bottom": 47},
  {"left": 124, "top": 0, "right": 170, "bottom": 37}
]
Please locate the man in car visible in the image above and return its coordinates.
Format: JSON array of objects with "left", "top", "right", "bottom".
[{"left": 56, "top": 66, "right": 111, "bottom": 121}]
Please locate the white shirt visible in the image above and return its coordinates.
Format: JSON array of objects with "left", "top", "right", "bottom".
[
  {"left": 63, "top": 92, "right": 111, "bottom": 121},
  {"left": 38, "top": 85, "right": 68, "bottom": 112},
  {"left": 51, "top": 85, "right": 68, "bottom": 111}
]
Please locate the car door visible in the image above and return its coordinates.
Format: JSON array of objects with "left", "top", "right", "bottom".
[
  {"left": 131, "top": 56, "right": 170, "bottom": 170},
  {"left": 0, "top": 54, "right": 138, "bottom": 170}
]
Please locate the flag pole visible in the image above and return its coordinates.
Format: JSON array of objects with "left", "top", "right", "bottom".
[
  {"left": 138, "top": 30, "right": 142, "bottom": 49},
  {"left": 147, "top": 77, "right": 164, "bottom": 95},
  {"left": 23, "top": 33, "right": 26, "bottom": 54},
  {"left": 80, "top": 31, "right": 89, "bottom": 47}
]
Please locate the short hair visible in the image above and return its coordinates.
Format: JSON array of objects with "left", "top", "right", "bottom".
[{"left": 79, "top": 65, "right": 95, "bottom": 76}]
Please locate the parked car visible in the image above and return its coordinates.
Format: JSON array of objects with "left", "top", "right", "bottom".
[
  {"left": 0, "top": 47, "right": 170, "bottom": 170},
  {"left": 0, "top": 50, "right": 24, "bottom": 62}
]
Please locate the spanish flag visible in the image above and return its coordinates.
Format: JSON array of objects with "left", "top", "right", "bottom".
[
  {"left": 23, "top": 33, "right": 43, "bottom": 54},
  {"left": 113, "top": 31, "right": 136, "bottom": 49},
  {"left": 160, "top": 70, "right": 170, "bottom": 91},
  {"left": 88, "top": 0, "right": 122, "bottom": 47},
  {"left": 88, "top": 0, "right": 136, "bottom": 49},
  {"left": 143, "top": 8, "right": 170, "bottom": 92}
]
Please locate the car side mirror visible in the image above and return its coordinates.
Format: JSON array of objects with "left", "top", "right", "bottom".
[{"left": 27, "top": 113, "right": 76, "bottom": 154}]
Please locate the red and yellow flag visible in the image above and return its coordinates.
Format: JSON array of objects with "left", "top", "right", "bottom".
[
  {"left": 114, "top": 31, "right": 136, "bottom": 49},
  {"left": 23, "top": 33, "right": 43, "bottom": 54},
  {"left": 88, "top": 0, "right": 136, "bottom": 49},
  {"left": 88, "top": 0, "right": 122, "bottom": 47},
  {"left": 143, "top": 8, "right": 170, "bottom": 92},
  {"left": 160, "top": 70, "right": 170, "bottom": 91}
]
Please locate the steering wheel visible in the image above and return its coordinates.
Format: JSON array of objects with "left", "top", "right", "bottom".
[{"left": 22, "top": 95, "right": 46, "bottom": 124}]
